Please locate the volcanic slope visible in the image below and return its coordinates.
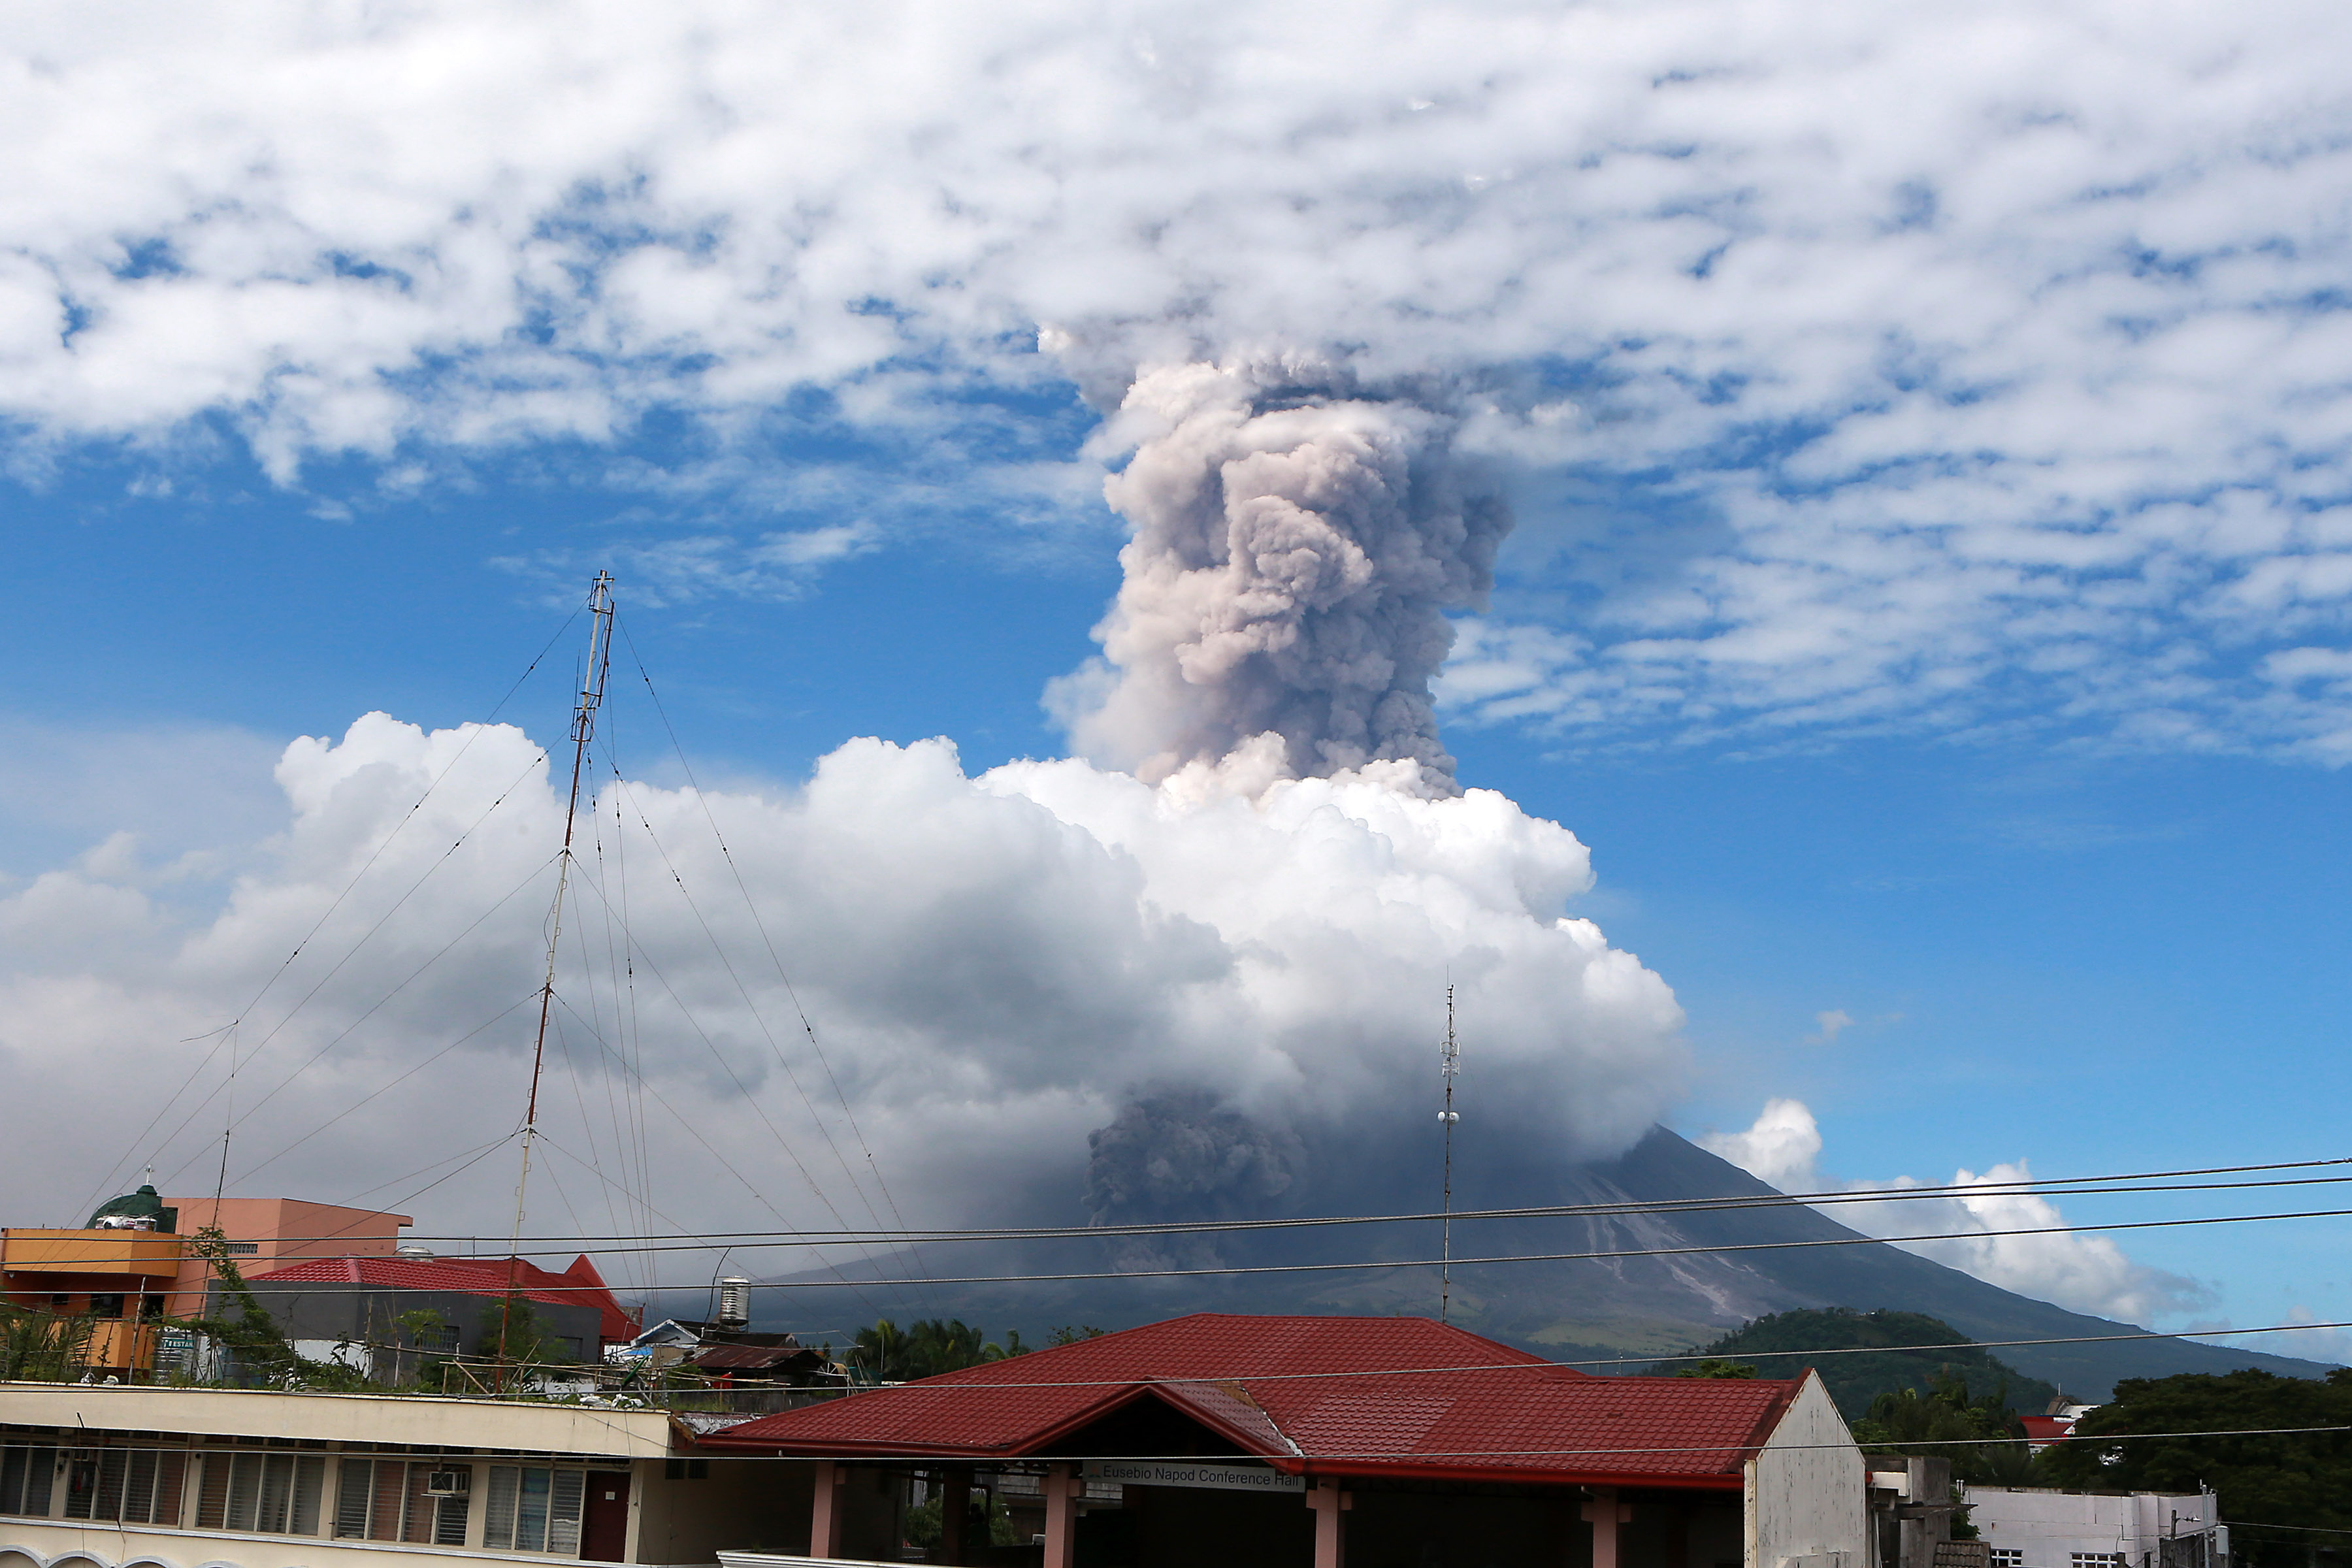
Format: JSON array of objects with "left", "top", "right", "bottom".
[{"left": 755, "top": 1129, "right": 2333, "bottom": 1399}]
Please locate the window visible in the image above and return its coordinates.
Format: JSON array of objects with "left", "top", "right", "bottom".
[
  {"left": 89, "top": 1294, "right": 127, "bottom": 1320},
  {"left": 2072, "top": 1556, "right": 2127, "bottom": 1568},
  {"left": 221, "top": 1241, "right": 259, "bottom": 1255},
  {"left": 193, "top": 1451, "right": 324, "bottom": 1536},
  {"left": 335, "top": 1458, "right": 470, "bottom": 1547},
  {"left": 60, "top": 1446, "right": 184, "bottom": 1525},
  {"left": 663, "top": 1458, "right": 708, "bottom": 1480},
  {"left": 1990, "top": 1552, "right": 2023, "bottom": 1568},
  {"left": 483, "top": 1466, "right": 586, "bottom": 1555},
  {"left": 1, "top": 1445, "right": 57, "bottom": 1518}
]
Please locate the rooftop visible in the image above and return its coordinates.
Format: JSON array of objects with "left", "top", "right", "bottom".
[
  {"left": 706, "top": 1313, "right": 1803, "bottom": 1488},
  {"left": 246, "top": 1252, "right": 640, "bottom": 1343}
]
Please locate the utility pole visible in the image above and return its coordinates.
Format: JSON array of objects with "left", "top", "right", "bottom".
[
  {"left": 1439, "top": 986, "right": 1460, "bottom": 1324},
  {"left": 495, "top": 572, "right": 615, "bottom": 1392}
]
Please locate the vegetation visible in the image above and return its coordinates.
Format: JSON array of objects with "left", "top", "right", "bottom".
[
  {"left": 849, "top": 1318, "right": 1026, "bottom": 1382},
  {"left": 1658, "top": 1309, "right": 2061, "bottom": 1420},
  {"left": 175, "top": 1228, "right": 373, "bottom": 1390},
  {"left": 2038, "top": 1368, "right": 2352, "bottom": 1561},
  {"left": 1674, "top": 1358, "right": 1757, "bottom": 1379},
  {"left": 844, "top": 1318, "right": 1105, "bottom": 1382},
  {"left": 0, "top": 1302, "right": 98, "bottom": 1381},
  {"left": 480, "top": 1296, "right": 573, "bottom": 1369},
  {"left": 904, "top": 1489, "right": 1021, "bottom": 1550},
  {"left": 1851, "top": 1371, "right": 2043, "bottom": 1486}
]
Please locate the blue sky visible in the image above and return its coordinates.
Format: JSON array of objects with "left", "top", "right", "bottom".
[{"left": 3, "top": 0, "right": 2350, "bottom": 1352}]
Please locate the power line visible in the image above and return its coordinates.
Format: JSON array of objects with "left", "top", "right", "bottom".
[
  {"left": 615, "top": 611, "right": 930, "bottom": 1305},
  {"left": 46, "top": 1203, "right": 2352, "bottom": 1294},
  {"left": 37, "top": 1158, "right": 2352, "bottom": 1258},
  {"left": 404, "top": 1170, "right": 2352, "bottom": 1260},
  {"left": 86, "top": 606, "right": 585, "bottom": 1216}
]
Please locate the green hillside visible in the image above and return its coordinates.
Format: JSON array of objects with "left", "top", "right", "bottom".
[{"left": 1657, "top": 1307, "right": 2062, "bottom": 1420}]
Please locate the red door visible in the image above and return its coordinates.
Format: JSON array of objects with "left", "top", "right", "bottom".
[{"left": 582, "top": 1472, "right": 631, "bottom": 1563}]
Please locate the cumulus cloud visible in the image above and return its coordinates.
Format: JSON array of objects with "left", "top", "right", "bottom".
[
  {"left": 1704, "top": 1098, "right": 2211, "bottom": 1325},
  {"left": 1697, "top": 1096, "right": 1823, "bottom": 1192},
  {"left": 0, "top": 712, "right": 1685, "bottom": 1273},
  {"left": 3, "top": 3, "right": 2352, "bottom": 749}
]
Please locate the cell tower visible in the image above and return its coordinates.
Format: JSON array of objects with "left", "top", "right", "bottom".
[{"left": 1439, "top": 985, "right": 1460, "bottom": 1324}]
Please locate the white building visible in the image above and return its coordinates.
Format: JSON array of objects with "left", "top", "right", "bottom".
[
  {"left": 1961, "top": 1485, "right": 2224, "bottom": 1568},
  {"left": 1, "top": 1380, "right": 812, "bottom": 1568}
]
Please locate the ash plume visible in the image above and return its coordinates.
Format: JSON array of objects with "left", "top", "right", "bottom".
[{"left": 1057, "top": 361, "right": 1512, "bottom": 796}]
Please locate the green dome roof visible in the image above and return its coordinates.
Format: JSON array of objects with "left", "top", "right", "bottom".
[{"left": 88, "top": 1184, "right": 176, "bottom": 1231}]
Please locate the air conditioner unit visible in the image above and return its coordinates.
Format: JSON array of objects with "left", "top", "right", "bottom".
[{"left": 425, "top": 1471, "right": 472, "bottom": 1497}]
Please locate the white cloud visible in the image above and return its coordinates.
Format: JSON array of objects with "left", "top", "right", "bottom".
[
  {"left": 0, "top": 712, "right": 1685, "bottom": 1269},
  {"left": 1703, "top": 1098, "right": 2212, "bottom": 1325},
  {"left": 4, "top": 3, "right": 2352, "bottom": 748},
  {"left": 1698, "top": 1096, "right": 1822, "bottom": 1192},
  {"left": 1807, "top": 1009, "right": 1854, "bottom": 1046}
]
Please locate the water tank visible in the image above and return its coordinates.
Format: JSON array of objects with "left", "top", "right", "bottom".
[{"left": 715, "top": 1276, "right": 752, "bottom": 1329}]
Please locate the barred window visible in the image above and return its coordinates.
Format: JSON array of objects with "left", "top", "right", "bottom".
[
  {"left": 194, "top": 1451, "right": 324, "bottom": 1536},
  {"left": 2072, "top": 1555, "right": 2128, "bottom": 1568},
  {"left": 1, "top": 1445, "right": 57, "bottom": 1518},
  {"left": 483, "top": 1466, "right": 586, "bottom": 1555},
  {"left": 335, "top": 1458, "right": 470, "bottom": 1546},
  {"left": 1990, "top": 1552, "right": 2023, "bottom": 1568},
  {"left": 59, "top": 1446, "right": 184, "bottom": 1525}
]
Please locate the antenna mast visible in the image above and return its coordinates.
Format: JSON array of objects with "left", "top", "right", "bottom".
[
  {"left": 496, "top": 571, "right": 615, "bottom": 1391},
  {"left": 1439, "top": 986, "right": 1460, "bottom": 1324}
]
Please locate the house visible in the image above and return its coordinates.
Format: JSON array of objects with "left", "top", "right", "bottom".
[
  {"left": 1959, "top": 1484, "right": 2223, "bottom": 1568},
  {"left": 225, "top": 1253, "right": 640, "bottom": 1375},
  {"left": 2017, "top": 1401, "right": 2097, "bottom": 1454},
  {"left": 0, "top": 1379, "right": 805, "bottom": 1568},
  {"left": 0, "top": 1187, "right": 412, "bottom": 1380},
  {"left": 700, "top": 1311, "right": 1871, "bottom": 1568}
]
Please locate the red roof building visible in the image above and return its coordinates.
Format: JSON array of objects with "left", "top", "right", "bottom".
[
  {"left": 702, "top": 1313, "right": 1869, "bottom": 1568},
  {"left": 232, "top": 1252, "right": 640, "bottom": 1361}
]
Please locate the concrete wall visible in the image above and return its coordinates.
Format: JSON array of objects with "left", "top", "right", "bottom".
[
  {"left": 632, "top": 1462, "right": 810, "bottom": 1565},
  {"left": 1962, "top": 1486, "right": 2217, "bottom": 1568},
  {"left": 0, "top": 1516, "right": 711, "bottom": 1568},
  {"left": 1746, "top": 1372, "right": 1869, "bottom": 1568},
  {"left": 0, "top": 1446, "right": 803, "bottom": 1567},
  {"left": 0, "top": 1384, "right": 674, "bottom": 1460}
]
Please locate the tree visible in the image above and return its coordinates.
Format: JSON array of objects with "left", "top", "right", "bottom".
[
  {"left": 0, "top": 1303, "right": 97, "bottom": 1382},
  {"left": 1675, "top": 1358, "right": 1758, "bottom": 1379},
  {"left": 480, "top": 1296, "right": 568, "bottom": 1373},
  {"left": 2037, "top": 1369, "right": 2352, "bottom": 1561},
  {"left": 1851, "top": 1371, "right": 2041, "bottom": 1486},
  {"left": 849, "top": 1318, "right": 1000, "bottom": 1382},
  {"left": 1661, "top": 1309, "right": 2058, "bottom": 1420}
]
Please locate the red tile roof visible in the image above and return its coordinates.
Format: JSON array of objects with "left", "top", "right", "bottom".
[
  {"left": 248, "top": 1254, "right": 640, "bottom": 1343},
  {"left": 704, "top": 1314, "right": 1805, "bottom": 1487}
]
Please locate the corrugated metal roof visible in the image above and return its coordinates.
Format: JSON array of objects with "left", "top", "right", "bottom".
[
  {"left": 248, "top": 1254, "right": 640, "bottom": 1343},
  {"left": 702, "top": 1313, "right": 1802, "bottom": 1485},
  {"left": 692, "top": 1343, "right": 821, "bottom": 1373}
]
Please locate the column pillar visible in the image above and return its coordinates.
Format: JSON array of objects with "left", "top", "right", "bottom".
[
  {"left": 809, "top": 1460, "right": 845, "bottom": 1560},
  {"left": 939, "top": 1467, "right": 972, "bottom": 1566},
  {"left": 1041, "top": 1465, "right": 1079, "bottom": 1568},
  {"left": 1582, "top": 1488, "right": 1630, "bottom": 1568},
  {"left": 1307, "top": 1478, "right": 1350, "bottom": 1568}
]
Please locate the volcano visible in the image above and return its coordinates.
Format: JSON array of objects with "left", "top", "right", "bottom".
[{"left": 753, "top": 1128, "right": 2330, "bottom": 1399}]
